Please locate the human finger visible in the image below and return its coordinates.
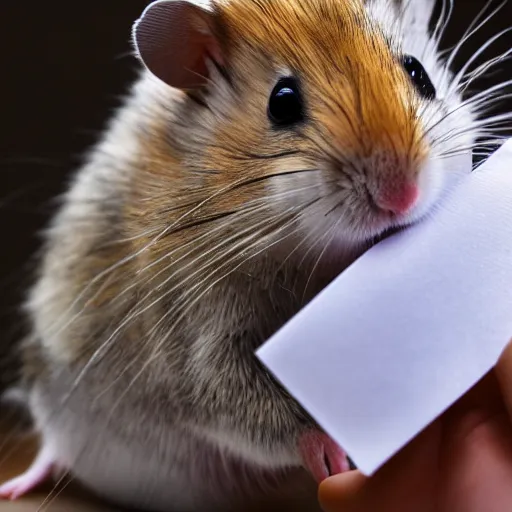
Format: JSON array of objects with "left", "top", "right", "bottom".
[{"left": 318, "top": 421, "right": 441, "bottom": 512}]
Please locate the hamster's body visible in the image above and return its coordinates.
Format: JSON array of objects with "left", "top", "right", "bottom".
[
  {"left": 17, "top": 75, "right": 334, "bottom": 511},
  {"left": 0, "top": 0, "right": 496, "bottom": 510}
]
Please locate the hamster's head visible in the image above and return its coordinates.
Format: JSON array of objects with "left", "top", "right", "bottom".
[{"left": 134, "top": 0, "right": 478, "bottom": 266}]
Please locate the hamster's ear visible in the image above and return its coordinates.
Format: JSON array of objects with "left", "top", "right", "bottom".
[
  {"left": 399, "top": 0, "right": 436, "bottom": 32},
  {"left": 132, "top": 0, "right": 223, "bottom": 89}
]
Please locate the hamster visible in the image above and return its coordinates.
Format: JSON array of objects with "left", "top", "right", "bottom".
[{"left": 0, "top": 0, "right": 504, "bottom": 510}]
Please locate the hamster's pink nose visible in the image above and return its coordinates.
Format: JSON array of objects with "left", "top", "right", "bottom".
[{"left": 375, "top": 182, "right": 419, "bottom": 215}]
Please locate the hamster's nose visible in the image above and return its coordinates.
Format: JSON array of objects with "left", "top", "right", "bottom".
[{"left": 374, "top": 182, "right": 419, "bottom": 215}]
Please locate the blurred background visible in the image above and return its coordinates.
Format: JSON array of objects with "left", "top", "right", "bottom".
[{"left": 0, "top": 0, "right": 511, "bottom": 379}]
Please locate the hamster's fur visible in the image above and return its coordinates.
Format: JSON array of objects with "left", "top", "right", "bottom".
[{"left": 1, "top": 0, "right": 508, "bottom": 510}]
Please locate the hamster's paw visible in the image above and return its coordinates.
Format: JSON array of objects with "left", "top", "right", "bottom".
[
  {"left": 298, "top": 430, "right": 350, "bottom": 484},
  {"left": 0, "top": 445, "right": 57, "bottom": 500}
]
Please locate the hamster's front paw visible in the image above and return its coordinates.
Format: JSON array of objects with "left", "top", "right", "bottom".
[{"left": 297, "top": 430, "right": 350, "bottom": 483}]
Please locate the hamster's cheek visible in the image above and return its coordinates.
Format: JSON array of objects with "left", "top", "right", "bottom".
[
  {"left": 264, "top": 161, "right": 363, "bottom": 258},
  {"left": 265, "top": 157, "right": 330, "bottom": 212}
]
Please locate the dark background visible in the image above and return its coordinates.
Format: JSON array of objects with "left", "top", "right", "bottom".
[{"left": 0, "top": 1, "right": 510, "bottom": 368}]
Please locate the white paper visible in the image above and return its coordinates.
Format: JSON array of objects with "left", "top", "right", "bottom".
[{"left": 257, "top": 140, "right": 512, "bottom": 476}]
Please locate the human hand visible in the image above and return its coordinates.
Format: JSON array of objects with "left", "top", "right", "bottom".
[{"left": 318, "top": 341, "right": 512, "bottom": 512}]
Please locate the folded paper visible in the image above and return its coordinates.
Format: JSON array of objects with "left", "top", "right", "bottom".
[{"left": 257, "top": 139, "right": 512, "bottom": 476}]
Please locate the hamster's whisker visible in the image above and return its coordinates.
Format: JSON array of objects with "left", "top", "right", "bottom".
[
  {"left": 422, "top": 79, "right": 512, "bottom": 140},
  {"left": 470, "top": 92, "right": 512, "bottom": 117},
  {"left": 76, "top": 188, "right": 324, "bottom": 404},
  {"left": 149, "top": 220, "right": 304, "bottom": 347},
  {"left": 225, "top": 169, "right": 324, "bottom": 191},
  {"left": 433, "top": 113, "right": 512, "bottom": 148},
  {"left": 458, "top": 51, "right": 512, "bottom": 93},
  {"left": 36, "top": 469, "right": 73, "bottom": 512},
  {"left": 143, "top": 211, "right": 305, "bottom": 342},
  {"left": 122, "top": 195, "right": 322, "bottom": 377},
  {"left": 68, "top": 206, "right": 296, "bottom": 402},
  {"left": 228, "top": 150, "right": 302, "bottom": 161},
  {"left": 121, "top": 197, "right": 315, "bottom": 325},
  {"left": 277, "top": 229, "right": 320, "bottom": 275},
  {"left": 436, "top": 145, "right": 500, "bottom": 161},
  {"left": 443, "top": 136, "right": 509, "bottom": 155},
  {"left": 49, "top": 169, "right": 322, "bottom": 365},
  {"left": 447, "top": 26, "right": 512, "bottom": 99},
  {"left": 431, "top": 121, "right": 507, "bottom": 148},
  {"left": 459, "top": 0, "right": 502, "bottom": 44},
  {"left": 433, "top": 0, "right": 455, "bottom": 48},
  {"left": 97, "top": 226, "right": 162, "bottom": 247},
  {"left": 434, "top": 135, "right": 508, "bottom": 158},
  {"left": 158, "top": 211, "right": 241, "bottom": 238},
  {"left": 203, "top": 144, "right": 303, "bottom": 161},
  {"left": 462, "top": 80, "right": 512, "bottom": 108},
  {"left": 103, "top": 219, "right": 309, "bottom": 417},
  {"left": 86, "top": 183, "right": 324, "bottom": 339},
  {"left": 293, "top": 195, "right": 352, "bottom": 273},
  {"left": 295, "top": 225, "right": 332, "bottom": 274},
  {"left": 276, "top": 189, "right": 343, "bottom": 273},
  {"left": 441, "top": 0, "right": 506, "bottom": 91},
  {"left": 461, "top": 78, "right": 512, "bottom": 105},
  {"left": 126, "top": 183, "right": 325, "bottom": 294},
  {"left": 45, "top": 168, "right": 310, "bottom": 341},
  {"left": 301, "top": 216, "right": 344, "bottom": 303}
]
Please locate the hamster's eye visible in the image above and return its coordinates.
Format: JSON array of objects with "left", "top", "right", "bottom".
[
  {"left": 402, "top": 55, "right": 436, "bottom": 100},
  {"left": 268, "top": 77, "right": 304, "bottom": 126}
]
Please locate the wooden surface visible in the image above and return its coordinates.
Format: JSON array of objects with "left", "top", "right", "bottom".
[{"left": 0, "top": 406, "right": 115, "bottom": 512}]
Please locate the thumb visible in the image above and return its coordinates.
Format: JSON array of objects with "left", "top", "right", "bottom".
[{"left": 318, "top": 421, "right": 440, "bottom": 512}]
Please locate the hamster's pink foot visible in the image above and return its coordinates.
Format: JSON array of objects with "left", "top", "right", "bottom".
[
  {"left": 0, "top": 446, "right": 56, "bottom": 500},
  {"left": 298, "top": 431, "right": 350, "bottom": 484}
]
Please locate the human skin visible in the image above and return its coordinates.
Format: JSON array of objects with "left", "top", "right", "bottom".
[{"left": 318, "top": 342, "right": 512, "bottom": 512}]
